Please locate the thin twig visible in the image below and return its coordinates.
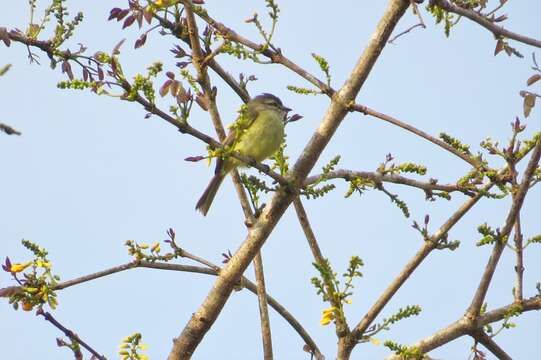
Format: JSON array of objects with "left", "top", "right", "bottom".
[
  {"left": 254, "top": 253, "right": 274, "bottom": 360},
  {"left": 352, "top": 103, "right": 481, "bottom": 168},
  {"left": 304, "top": 169, "right": 471, "bottom": 195},
  {"left": 388, "top": 0, "right": 426, "bottom": 44},
  {"left": 36, "top": 307, "right": 107, "bottom": 360},
  {"left": 388, "top": 23, "right": 425, "bottom": 44}
]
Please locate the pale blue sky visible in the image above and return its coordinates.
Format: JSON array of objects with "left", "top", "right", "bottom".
[{"left": 1, "top": 1, "right": 540, "bottom": 359}]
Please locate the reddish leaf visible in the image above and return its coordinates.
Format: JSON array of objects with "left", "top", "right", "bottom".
[
  {"left": 523, "top": 93, "right": 536, "bottom": 118},
  {"left": 61, "top": 61, "right": 74, "bottom": 80},
  {"left": 527, "top": 74, "right": 541, "bottom": 86},
  {"left": 112, "top": 38, "right": 126, "bottom": 55},
  {"left": 108, "top": 8, "right": 122, "bottom": 21},
  {"left": 83, "top": 67, "right": 89, "bottom": 81},
  {"left": 0, "top": 27, "right": 11, "bottom": 47},
  {"left": 494, "top": 40, "right": 504, "bottom": 56},
  {"left": 176, "top": 61, "right": 190, "bottom": 69},
  {"left": 116, "top": 9, "right": 130, "bottom": 21},
  {"left": 195, "top": 93, "right": 209, "bottom": 111},
  {"left": 175, "top": 82, "right": 188, "bottom": 100},
  {"left": 143, "top": 9, "right": 153, "bottom": 25},
  {"left": 170, "top": 45, "right": 187, "bottom": 58},
  {"left": 166, "top": 71, "right": 175, "bottom": 80},
  {"left": 2, "top": 257, "right": 11, "bottom": 272},
  {"left": 286, "top": 113, "right": 303, "bottom": 123},
  {"left": 122, "top": 15, "right": 136, "bottom": 29},
  {"left": 493, "top": 14, "right": 508, "bottom": 23},
  {"left": 170, "top": 80, "right": 179, "bottom": 96},
  {"left": 136, "top": 11, "right": 143, "bottom": 29},
  {"left": 185, "top": 156, "right": 205, "bottom": 162},
  {"left": 98, "top": 66, "right": 104, "bottom": 81},
  {"left": 134, "top": 33, "right": 147, "bottom": 49},
  {"left": 159, "top": 79, "right": 172, "bottom": 97},
  {"left": 111, "top": 57, "right": 118, "bottom": 74}
]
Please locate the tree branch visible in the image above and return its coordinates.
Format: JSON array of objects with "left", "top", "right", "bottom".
[
  {"left": 472, "top": 330, "right": 512, "bottom": 360},
  {"left": 304, "top": 168, "right": 470, "bottom": 196},
  {"left": 0, "top": 258, "right": 323, "bottom": 359},
  {"left": 181, "top": 3, "right": 275, "bottom": 355},
  {"left": 351, "top": 178, "right": 494, "bottom": 344},
  {"left": 352, "top": 103, "right": 481, "bottom": 168},
  {"left": 430, "top": 0, "right": 541, "bottom": 49},
  {"left": 167, "top": 1, "right": 411, "bottom": 357},
  {"left": 466, "top": 134, "right": 541, "bottom": 317},
  {"left": 385, "top": 295, "right": 541, "bottom": 359},
  {"left": 36, "top": 307, "right": 106, "bottom": 360}
]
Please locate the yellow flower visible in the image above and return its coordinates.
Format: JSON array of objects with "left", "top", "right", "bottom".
[
  {"left": 22, "top": 287, "right": 39, "bottom": 293},
  {"left": 320, "top": 307, "right": 337, "bottom": 326},
  {"left": 370, "top": 337, "right": 381, "bottom": 345},
  {"left": 139, "top": 243, "right": 149, "bottom": 249},
  {"left": 153, "top": 0, "right": 180, "bottom": 8},
  {"left": 36, "top": 260, "right": 51, "bottom": 269},
  {"left": 151, "top": 242, "right": 161, "bottom": 253},
  {"left": 10, "top": 261, "right": 32, "bottom": 273},
  {"left": 320, "top": 316, "right": 332, "bottom": 326},
  {"left": 344, "top": 298, "right": 352, "bottom": 304}
]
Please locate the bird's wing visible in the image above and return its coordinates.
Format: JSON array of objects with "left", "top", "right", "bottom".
[{"left": 214, "top": 105, "right": 259, "bottom": 175}]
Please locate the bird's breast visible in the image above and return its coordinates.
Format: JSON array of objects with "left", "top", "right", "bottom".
[{"left": 234, "top": 110, "right": 285, "bottom": 163}]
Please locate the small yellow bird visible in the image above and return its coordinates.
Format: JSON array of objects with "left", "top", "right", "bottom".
[{"left": 196, "top": 93, "right": 291, "bottom": 215}]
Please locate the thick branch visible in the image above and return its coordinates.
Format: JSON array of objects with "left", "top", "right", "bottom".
[{"left": 472, "top": 331, "right": 512, "bottom": 360}]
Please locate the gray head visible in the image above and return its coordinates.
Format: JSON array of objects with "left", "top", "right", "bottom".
[{"left": 252, "top": 93, "right": 291, "bottom": 117}]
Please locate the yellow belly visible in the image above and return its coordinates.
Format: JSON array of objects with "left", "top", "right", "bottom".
[{"left": 233, "top": 110, "right": 285, "bottom": 164}]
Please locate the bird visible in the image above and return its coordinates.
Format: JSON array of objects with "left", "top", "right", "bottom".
[{"left": 196, "top": 93, "right": 291, "bottom": 215}]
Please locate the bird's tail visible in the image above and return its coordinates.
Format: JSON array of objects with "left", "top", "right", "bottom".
[{"left": 195, "top": 174, "right": 225, "bottom": 216}]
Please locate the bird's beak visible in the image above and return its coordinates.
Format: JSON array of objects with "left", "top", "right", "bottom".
[{"left": 282, "top": 106, "right": 292, "bottom": 112}]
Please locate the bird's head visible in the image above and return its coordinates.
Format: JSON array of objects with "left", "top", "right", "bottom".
[{"left": 252, "top": 93, "right": 291, "bottom": 118}]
